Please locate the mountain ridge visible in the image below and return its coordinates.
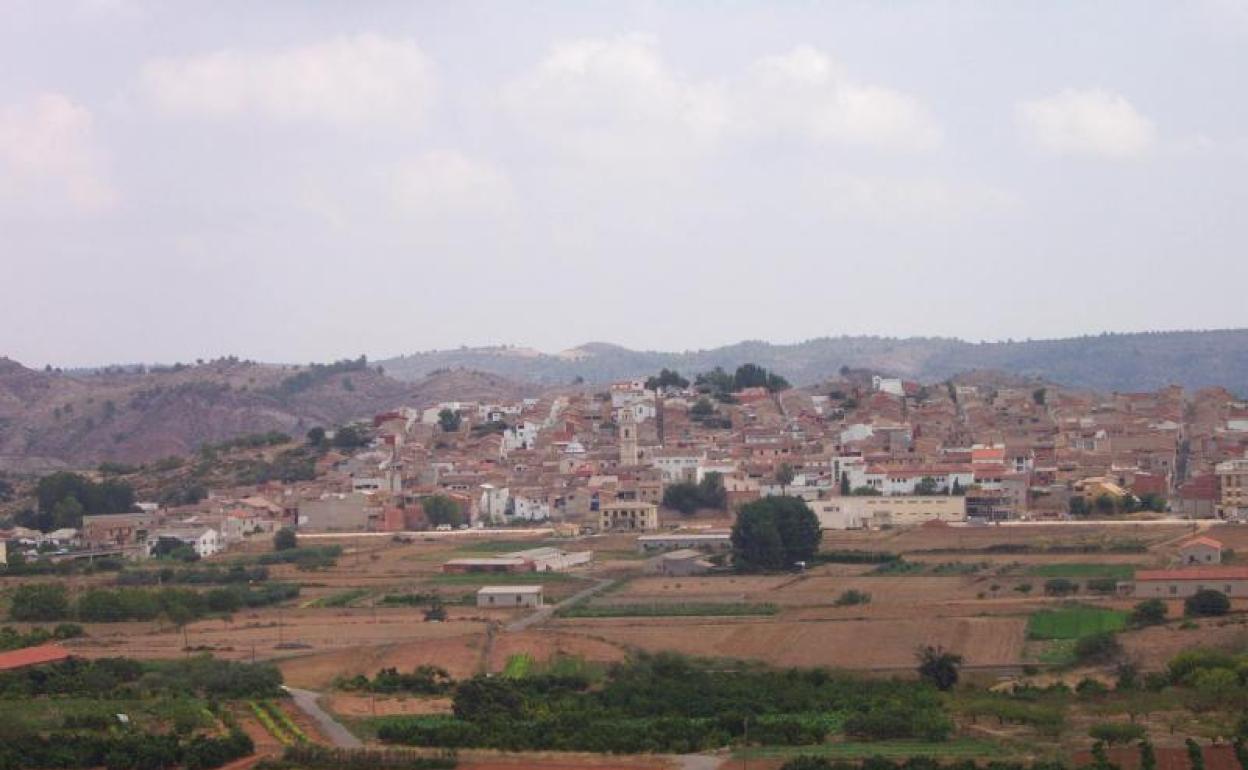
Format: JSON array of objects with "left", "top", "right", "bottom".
[{"left": 379, "top": 329, "right": 1248, "bottom": 394}]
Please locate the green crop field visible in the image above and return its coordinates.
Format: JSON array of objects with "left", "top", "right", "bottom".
[
  {"left": 502, "top": 653, "right": 534, "bottom": 678},
  {"left": 1027, "top": 607, "right": 1128, "bottom": 640},
  {"left": 1024, "top": 563, "right": 1138, "bottom": 579}
]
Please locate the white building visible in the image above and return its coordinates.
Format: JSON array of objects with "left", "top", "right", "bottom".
[
  {"left": 511, "top": 494, "right": 551, "bottom": 521},
  {"left": 872, "top": 376, "right": 905, "bottom": 396},
  {"left": 477, "top": 585, "right": 543, "bottom": 608},
  {"left": 809, "top": 497, "right": 966, "bottom": 530},
  {"left": 478, "top": 484, "right": 511, "bottom": 524}
]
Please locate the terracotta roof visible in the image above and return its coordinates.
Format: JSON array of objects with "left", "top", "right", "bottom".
[
  {"left": 1136, "top": 566, "right": 1248, "bottom": 581},
  {"left": 1179, "top": 536, "right": 1224, "bottom": 550},
  {"left": 0, "top": 643, "right": 71, "bottom": 671}
]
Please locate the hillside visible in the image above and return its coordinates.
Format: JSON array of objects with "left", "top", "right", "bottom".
[
  {"left": 0, "top": 358, "right": 534, "bottom": 471},
  {"left": 379, "top": 330, "right": 1248, "bottom": 394}
]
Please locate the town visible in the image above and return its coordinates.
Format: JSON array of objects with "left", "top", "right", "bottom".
[{"left": 3, "top": 362, "right": 1248, "bottom": 768}]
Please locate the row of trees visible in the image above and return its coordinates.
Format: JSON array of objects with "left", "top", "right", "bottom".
[
  {"left": 1070, "top": 493, "right": 1167, "bottom": 516},
  {"left": 15, "top": 471, "right": 137, "bottom": 532},
  {"left": 8, "top": 582, "right": 299, "bottom": 624},
  {"left": 695, "top": 364, "right": 791, "bottom": 397}
]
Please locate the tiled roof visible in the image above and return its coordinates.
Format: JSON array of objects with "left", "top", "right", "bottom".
[{"left": 1136, "top": 566, "right": 1248, "bottom": 581}]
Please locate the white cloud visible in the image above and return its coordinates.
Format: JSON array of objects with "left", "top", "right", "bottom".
[
  {"left": 743, "top": 46, "right": 941, "bottom": 151},
  {"left": 503, "top": 34, "right": 728, "bottom": 165},
  {"left": 141, "top": 34, "right": 435, "bottom": 127},
  {"left": 504, "top": 37, "right": 940, "bottom": 164},
  {"left": 392, "top": 150, "right": 513, "bottom": 218},
  {"left": 1016, "top": 89, "right": 1155, "bottom": 159},
  {"left": 0, "top": 92, "right": 116, "bottom": 213}
]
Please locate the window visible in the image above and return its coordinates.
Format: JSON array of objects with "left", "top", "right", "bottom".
[{"left": 1169, "top": 586, "right": 1177, "bottom": 595}]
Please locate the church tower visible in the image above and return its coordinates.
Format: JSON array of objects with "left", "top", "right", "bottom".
[{"left": 619, "top": 407, "right": 639, "bottom": 466}]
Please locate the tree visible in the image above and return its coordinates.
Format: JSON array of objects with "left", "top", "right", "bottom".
[
  {"left": 422, "top": 495, "right": 464, "bottom": 527},
  {"left": 1070, "top": 496, "right": 1089, "bottom": 516},
  {"left": 1139, "top": 739, "right": 1157, "bottom": 770},
  {"left": 645, "top": 369, "right": 689, "bottom": 391},
  {"left": 1032, "top": 388, "right": 1047, "bottom": 406},
  {"left": 438, "top": 409, "right": 462, "bottom": 433},
  {"left": 690, "top": 398, "right": 715, "bottom": 419},
  {"left": 1187, "top": 739, "right": 1205, "bottom": 770},
  {"left": 8, "top": 583, "right": 71, "bottom": 621},
  {"left": 424, "top": 595, "right": 448, "bottom": 622},
  {"left": 698, "top": 472, "right": 727, "bottom": 511},
  {"left": 732, "top": 497, "right": 821, "bottom": 571},
  {"left": 663, "top": 483, "right": 702, "bottom": 515},
  {"left": 914, "top": 476, "right": 940, "bottom": 496},
  {"left": 839, "top": 474, "right": 850, "bottom": 496},
  {"left": 950, "top": 478, "right": 965, "bottom": 496},
  {"left": 852, "top": 486, "right": 883, "bottom": 496},
  {"left": 1130, "top": 599, "right": 1167, "bottom": 626},
  {"left": 305, "top": 427, "right": 326, "bottom": 446},
  {"left": 332, "top": 424, "right": 368, "bottom": 449},
  {"left": 775, "top": 463, "right": 796, "bottom": 494},
  {"left": 273, "top": 527, "right": 298, "bottom": 551},
  {"left": 1185, "top": 589, "right": 1230, "bottom": 617},
  {"left": 1095, "top": 494, "right": 1118, "bottom": 515},
  {"left": 916, "top": 645, "right": 963, "bottom": 691}
]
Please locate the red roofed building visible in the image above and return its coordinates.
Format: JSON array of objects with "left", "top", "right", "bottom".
[
  {"left": 1130, "top": 565, "right": 1248, "bottom": 598},
  {"left": 0, "top": 643, "right": 71, "bottom": 671}
]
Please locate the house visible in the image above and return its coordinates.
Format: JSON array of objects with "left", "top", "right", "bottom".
[
  {"left": 1129, "top": 566, "right": 1248, "bottom": 598},
  {"left": 644, "top": 548, "right": 715, "bottom": 576},
  {"left": 598, "top": 501, "right": 659, "bottom": 532},
  {"left": 81, "top": 513, "right": 158, "bottom": 551},
  {"left": 636, "top": 531, "right": 733, "bottom": 553},
  {"left": 1216, "top": 457, "right": 1248, "bottom": 518},
  {"left": 1178, "top": 537, "right": 1223, "bottom": 565},
  {"left": 476, "top": 585, "right": 543, "bottom": 608}
]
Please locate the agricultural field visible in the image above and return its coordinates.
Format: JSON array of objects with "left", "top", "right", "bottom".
[{"left": 1026, "top": 607, "right": 1130, "bottom": 640}]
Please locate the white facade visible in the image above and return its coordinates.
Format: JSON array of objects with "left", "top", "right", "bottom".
[
  {"left": 511, "top": 494, "right": 551, "bottom": 521},
  {"left": 477, "top": 585, "right": 543, "bottom": 608}
]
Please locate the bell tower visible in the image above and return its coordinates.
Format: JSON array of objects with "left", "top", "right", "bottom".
[{"left": 619, "top": 407, "right": 639, "bottom": 466}]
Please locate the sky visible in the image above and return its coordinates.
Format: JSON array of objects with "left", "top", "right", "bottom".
[{"left": 2, "top": 0, "right": 1247, "bottom": 368}]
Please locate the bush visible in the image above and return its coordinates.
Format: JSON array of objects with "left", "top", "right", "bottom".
[
  {"left": 273, "top": 528, "right": 298, "bottom": 551},
  {"left": 1074, "top": 632, "right": 1122, "bottom": 664},
  {"left": 1130, "top": 599, "right": 1167, "bottom": 626},
  {"left": 1185, "top": 589, "right": 1230, "bottom": 617},
  {"left": 1044, "top": 578, "right": 1079, "bottom": 596},
  {"left": 1089, "top": 722, "right": 1147, "bottom": 745},
  {"left": 833, "top": 590, "right": 871, "bottom": 607}
]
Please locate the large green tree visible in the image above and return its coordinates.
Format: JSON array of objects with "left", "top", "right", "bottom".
[{"left": 732, "top": 496, "right": 821, "bottom": 571}]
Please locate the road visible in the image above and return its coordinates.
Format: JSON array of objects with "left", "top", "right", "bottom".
[
  {"left": 283, "top": 686, "right": 362, "bottom": 748},
  {"left": 505, "top": 577, "right": 615, "bottom": 632}
]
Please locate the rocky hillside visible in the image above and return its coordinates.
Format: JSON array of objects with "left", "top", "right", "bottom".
[
  {"left": 379, "top": 330, "right": 1248, "bottom": 394},
  {"left": 0, "top": 358, "right": 535, "bottom": 471}
]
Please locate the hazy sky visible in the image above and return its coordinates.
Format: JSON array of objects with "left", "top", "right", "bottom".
[{"left": 3, "top": 1, "right": 1247, "bottom": 367}]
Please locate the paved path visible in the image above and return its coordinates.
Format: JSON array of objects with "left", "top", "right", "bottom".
[
  {"left": 283, "top": 686, "right": 362, "bottom": 748},
  {"left": 505, "top": 577, "right": 615, "bottom": 632}
]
